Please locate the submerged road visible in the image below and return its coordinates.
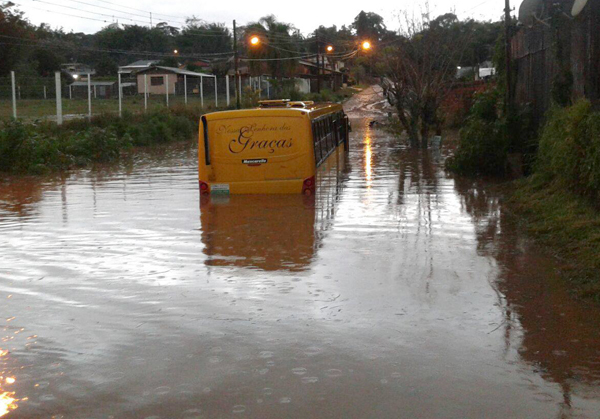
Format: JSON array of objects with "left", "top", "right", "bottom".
[{"left": 1, "top": 87, "right": 600, "bottom": 418}]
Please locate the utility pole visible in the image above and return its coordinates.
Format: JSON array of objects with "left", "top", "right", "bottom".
[
  {"left": 316, "top": 38, "right": 321, "bottom": 93},
  {"left": 504, "top": 0, "right": 514, "bottom": 115},
  {"left": 149, "top": 12, "right": 153, "bottom": 28},
  {"left": 322, "top": 49, "right": 326, "bottom": 90},
  {"left": 233, "top": 20, "right": 240, "bottom": 109}
]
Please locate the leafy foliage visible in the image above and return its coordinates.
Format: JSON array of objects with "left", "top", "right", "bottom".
[
  {"left": 244, "top": 15, "right": 302, "bottom": 78},
  {"left": 536, "top": 100, "right": 600, "bottom": 204},
  {"left": 446, "top": 90, "right": 511, "bottom": 176},
  {"left": 0, "top": 111, "right": 195, "bottom": 174},
  {"left": 380, "top": 12, "right": 472, "bottom": 148}
]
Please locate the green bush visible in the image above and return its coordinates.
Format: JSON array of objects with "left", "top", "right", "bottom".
[
  {"left": 536, "top": 99, "right": 600, "bottom": 204},
  {"left": 65, "top": 127, "right": 128, "bottom": 163},
  {"left": 241, "top": 86, "right": 260, "bottom": 108},
  {"left": 447, "top": 90, "right": 511, "bottom": 176},
  {"left": 0, "top": 109, "right": 197, "bottom": 175}
]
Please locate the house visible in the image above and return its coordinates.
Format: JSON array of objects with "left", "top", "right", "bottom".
[
  {"left": 68, "top": 81, "right": 117, "bottom": 99},
  {"left": 456, "top": 62, "right": 496, "bottom": 80},
  {"left": 296, "top": 58, "right": 344, "bottom": 92},
  {"left": 61, "top": 63, "right": 95, "bottom": 79},
  {"left": 134, "top": 65, "right": 214, "bottom": 95}
]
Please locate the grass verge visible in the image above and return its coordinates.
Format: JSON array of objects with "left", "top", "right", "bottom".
[
  {"left": 0, "top": 107, "right": 198, "bottom": 175},
  {"left": 507, "top": 174, "right": 600, "bottom": 302}
]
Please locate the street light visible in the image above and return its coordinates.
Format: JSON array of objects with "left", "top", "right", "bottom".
[
  {"left": 362, "top": 41, "right": 371, "bottom": 50},
  {"left": 173, "top": 49, "right": 178, "bottom": 54},
  {"left": 326, "top": 45, "right": 334, "bottom": 52},
  {"left": 250, "top": 36, "right": 260, "bottom": 46}
]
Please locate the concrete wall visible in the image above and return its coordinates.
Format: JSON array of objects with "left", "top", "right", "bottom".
[
  {"left": 295, "top": 78, "right": 311, "bottom": 94},
  {"left": 136, "top": 73, "right": 177, "bottom": 95}
]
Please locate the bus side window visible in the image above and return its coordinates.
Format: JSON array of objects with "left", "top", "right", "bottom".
[
  {"left": 319, "top": 120, "right": 326, "bottom": 159},
  {"left": 325, "top": 117, "right": 333, "bottom": 153},
  {"left": 332, "top": 114, "right": 339, "bottom": 145},
  {"left": 312, "top": 121, "right": 321, "bottom": 164},
  {"left": 336, "top": 112, "right": 343, "bottom": 144},
  {"left": 319, "top": 121, "right": 325, "bottom": 163}
]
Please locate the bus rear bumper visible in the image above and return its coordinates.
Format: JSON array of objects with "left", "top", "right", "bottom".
[{"left": 200, "top": 179, "right": 305, "bottom": 195}]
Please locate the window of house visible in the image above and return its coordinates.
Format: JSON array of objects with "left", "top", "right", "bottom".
[{"left": 150, "top": 76, "right": 164, "bottom": 86}]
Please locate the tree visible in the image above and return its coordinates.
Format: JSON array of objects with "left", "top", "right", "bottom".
[
  {"left": 94, "top": 24, "right": 173, "bottom": 64},
  {"left": 31, "top": 48, "right": 61, "bottom": 76},
  {"left": 176, "top": 20, "right": 231, "bottom": 55},
  {"left": 157, "top": 56, "right": 179, "bottom": 67},
  {"left": 244, "top": 15, "right": 301, "bottom": 79},
  {"left": 0, "top": 2, "right": 34, "bottom": 76},
  {"left": 95, "top": 55, "right": 118, "bottom": 76},
  {"left": 380, "top": 12, "right": 470, "bottom": 148},
  {"left": 352, "top": 11, "right": 387, "bottom": 42}
]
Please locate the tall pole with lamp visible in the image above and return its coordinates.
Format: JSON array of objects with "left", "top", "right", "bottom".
[
  {"left": 504, "top": 0, "right": 514, "bottom": 116},
  {"left": 234, "top": 20, "right": 240, "bottom": 109}
]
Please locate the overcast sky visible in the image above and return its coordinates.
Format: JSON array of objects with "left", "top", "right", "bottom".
[{"left": 14, "top": 0, "right": 524, "bottom": 35}]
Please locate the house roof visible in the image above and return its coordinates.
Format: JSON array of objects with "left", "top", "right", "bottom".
[
  {"left": 69, "top": 81, "right": 116, "bottom": 87},
  {"left": 134, "top": 65, "right": 215, "bottom": 77},
  {"left": 122, "top": 60, "right": 160, "bottom": 68},
  {"left": 298, "top": 59, "right": 342, "bottom": 74}
]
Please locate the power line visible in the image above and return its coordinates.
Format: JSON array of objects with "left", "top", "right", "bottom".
[
  {"left": 0, "top": 34, "right": 235, "bottom": 59},
  {"left": 28, "top": 0, "right": 150, "bottom": 25},
  {"left": 93, "top": 0, "right": 186, "bottom": 21},
  {"left": 14, "top": 1, "right": 110, "bottom": 23},
  {"left": 59, "top": 0, "right": 158, "bottom": 23},
  {"left": 462, "top": 0, "right": 498, "bottom": 15}
]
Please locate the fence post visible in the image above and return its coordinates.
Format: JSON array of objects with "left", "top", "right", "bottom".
[
  {"left": 44, "top": 85, "right": 47, "bottom": 100},
  {"left": 87, "top": 73, "right": 92, "bottom": 120},
  {"left": 226, "top": 75, "right": 230, "bottom": 107},
  {"left": 184, "top": 74, "right": 188, "bottom": 106},
  {"left": 238, "top": 74, "right": 242, "bottom": 102},
  {"left": 10, "top": 71, "right": 16, "bottom": 119},
  {"left": 200, "top": 76, "right": 204, "bottom": 108},
  {"left": 69, "top": 84, "right": 72, "bottom": 100},
  {"left": 214, "top": 76, "right": 218, "bottom": 108},
  {"left": 144, "top": 74, "right": 148, "bottom": 112},
  {"left": 166, "top": 74, "right": 169, "bottom": 108},
  {"left": 118, "top": 72, "right": 122, "bottom": 117},
  {"left": 55, "top": 71, "right": 63, "bottom": 125},
  {"left": 266, "top": 78, "right": 270, "bottom": 99}
]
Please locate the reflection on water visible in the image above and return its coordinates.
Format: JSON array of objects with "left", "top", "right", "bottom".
[
  {"left": 454, "top": 177, "right": 600, "bottom": 414},
  {"left": 200, "top": 148, "right": 349, "bottom": 272},
  {"left": 0, "top": 349, "right": 18, "bottom": 417},
  {"left": 364, "top": 128, "right": 373, "bottom": 188}
]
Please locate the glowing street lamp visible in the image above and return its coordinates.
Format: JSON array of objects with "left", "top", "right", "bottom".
[
  {"left": 362, "top": 41, "right": 371, "bottom": 50},
  {"left": 173, "top": 49, "right": 179, "bottom": 54},
  {"left": 326, "top": 45, "right": 334, "bottom": 52},
  {"left": 250, "top": 36, "right": 260, "bottom": 46}
]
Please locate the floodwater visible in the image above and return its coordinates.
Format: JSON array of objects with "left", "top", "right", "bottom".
[{"left": 1, "top": 87, "right": 600, "bottom": 419}]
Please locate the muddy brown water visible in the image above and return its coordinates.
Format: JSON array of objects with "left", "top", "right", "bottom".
[{"left": 1, "top": 87, "right": 600, "bottom": 418}]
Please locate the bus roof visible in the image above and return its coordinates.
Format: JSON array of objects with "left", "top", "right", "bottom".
[{"left": 202, "top": 102, "right": 344, "bottom": 121}]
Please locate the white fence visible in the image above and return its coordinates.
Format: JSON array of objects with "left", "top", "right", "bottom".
[{"left": 0, "top": 71, "right": 316, "bottom": 123}]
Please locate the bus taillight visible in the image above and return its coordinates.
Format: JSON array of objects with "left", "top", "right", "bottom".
[
  {"left": 199, "top": 181, "right": 210, "bottom": 195},
  {"left": 302, "top": 176, "right": 315, "bottom": 195}
]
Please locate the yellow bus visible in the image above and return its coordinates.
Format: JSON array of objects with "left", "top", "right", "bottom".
[{"left": 198, "top": 100, "right": 350, "bottom": 195}]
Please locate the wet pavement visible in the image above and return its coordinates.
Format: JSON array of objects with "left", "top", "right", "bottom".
[{"left": 1, "top": 86, "right": 600, "bottom": 418}]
